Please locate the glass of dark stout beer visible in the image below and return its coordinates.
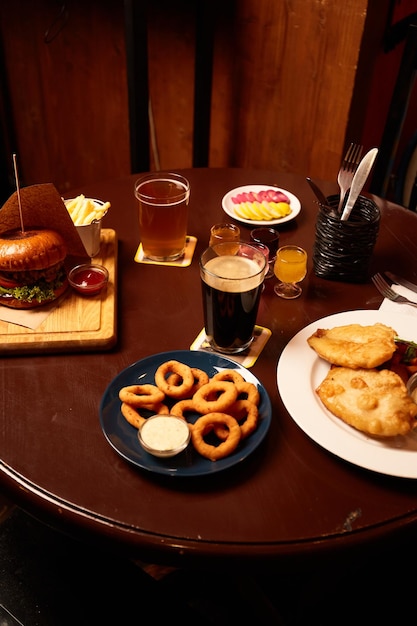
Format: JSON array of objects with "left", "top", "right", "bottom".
[{"left": 200, "top": 242, "right": 266, "bottom": 354}]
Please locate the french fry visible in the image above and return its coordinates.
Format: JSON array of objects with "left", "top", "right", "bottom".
[
  {"left": 70, "top": 196, "right": 86, "bottom": 224},
  {"left": 64, "top": 195, "right": 110, "bottom": 226}
]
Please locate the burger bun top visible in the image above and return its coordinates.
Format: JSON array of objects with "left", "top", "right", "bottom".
[{"left": 0, "top": 229, "right": 67, "bottom": 272}]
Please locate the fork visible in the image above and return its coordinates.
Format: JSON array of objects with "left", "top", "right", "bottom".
[
  {"left": 372, "top": 273, "right": 417, "bottom": 308},
  {"left": 337, "top": 142, "right": 363, "bottom": 213}
]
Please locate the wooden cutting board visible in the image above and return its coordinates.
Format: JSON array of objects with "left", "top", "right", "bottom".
[{"left": 0, "top": 229, "right": 117, "bottom": 354}]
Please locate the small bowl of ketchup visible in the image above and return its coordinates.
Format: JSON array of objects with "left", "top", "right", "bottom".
[{"left": 68, "top": 264, "right": 109, "bottom": 296}]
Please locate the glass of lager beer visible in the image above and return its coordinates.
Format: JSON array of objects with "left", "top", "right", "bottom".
[{"left": 135, "top": 172, "right": 190, "bottom": 262}]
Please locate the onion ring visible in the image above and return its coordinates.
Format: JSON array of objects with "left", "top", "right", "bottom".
[
  {"left": 121, "top": 401, "right": 169, "bottom": 429},
  {"left": 214, "top": 400, "right": 259, "bottom": 440},
  {"left": 236, "top": 381, "right": 260, "bottom": 406},
  {"left": 166, "top": 367, "right": 209, "bottom": 398},
  {"left": 154, "top": 360, "right": 195, "bottom": 398},
  {"left": 193, "top": 380, "right": 238, "bottom": 414},
  {"left": 166, "top": 372, "right": 180, "bottom": 382},
  {"left": 189, "top": 368, "right": 210, "bottom": 393},
  {"left": 121, "top": 402, "right": 146, "bottom": 429},
  {"left": 119, "top": 384, "right": 165, "bottom": 408},
  {"left": 191, "top": 413, "right": 241, "bottom": 460},
  {"left": 212, "top": 369, "right": 245, "bottom": 384},
  {"left": 136, "top": 401, "right": 170, "bottom": 413},
  {"left": 170, "top": 399, "right": 200, "bottom": 420}
]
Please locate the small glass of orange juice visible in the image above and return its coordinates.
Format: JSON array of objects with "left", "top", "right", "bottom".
[{"left": 274, "top": 245, "right": 307, "bottom": 298}]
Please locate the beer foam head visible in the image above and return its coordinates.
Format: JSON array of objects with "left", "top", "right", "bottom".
[{"left": 202, "top": 254, "right": 264, "bottom": 292}]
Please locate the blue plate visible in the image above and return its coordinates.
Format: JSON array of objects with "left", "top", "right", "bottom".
[{"left": 99, "top": 350, "right": 272, "bottom": 477}]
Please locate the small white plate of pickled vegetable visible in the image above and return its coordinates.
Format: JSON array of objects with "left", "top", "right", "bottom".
[{"left": 222, "top": 184, "right": 301, "bottom": 226}]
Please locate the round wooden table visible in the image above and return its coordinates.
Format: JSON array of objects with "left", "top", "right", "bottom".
[{"left": 1, "top": 168, "right": 417, "bottom": 568}]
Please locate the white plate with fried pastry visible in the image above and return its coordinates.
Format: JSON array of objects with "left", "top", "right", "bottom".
[
  {"left": 222, "top": 184, "right": 301, "bottom": 226},
  {"left": 277, "top": 310, "right": 417, "bottom": 479}
]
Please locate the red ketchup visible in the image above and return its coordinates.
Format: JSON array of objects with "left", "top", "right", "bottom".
[{"left": 69, "top": 265, "right": 108, "bottom": 296}]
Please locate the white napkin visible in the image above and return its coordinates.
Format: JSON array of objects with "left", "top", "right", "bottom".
[
  {"left": 378, "top": 283, "right": 417, "bottom": 317},
  {"left": 0, "top": 291, "right": 69, "bottom": 330},
  {"left": 0, "top": 306, "right": 53, "bottom": 330}
]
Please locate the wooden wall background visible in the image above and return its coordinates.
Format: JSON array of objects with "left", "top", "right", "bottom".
[{"left": 0, "top": 0, "right": 389, "bottom": 199}]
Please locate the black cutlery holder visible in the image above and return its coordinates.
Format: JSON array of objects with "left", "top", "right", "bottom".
[{"left": 313, "top": 194, "right": 380, "bottom": 283}]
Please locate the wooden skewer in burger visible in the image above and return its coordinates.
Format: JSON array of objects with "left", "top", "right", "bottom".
[{"left": 0, "top": 155, "right": 69, "bottom": 309}]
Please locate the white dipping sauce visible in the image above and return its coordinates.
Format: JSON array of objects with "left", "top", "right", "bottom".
[{"left": 140, "top": 416, "right": 190, "bottom": 453}]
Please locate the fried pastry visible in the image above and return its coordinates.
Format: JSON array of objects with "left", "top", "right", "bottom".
[
  {"left": 307, "top": 323, "right": 397, "bottom": 369},
  {"left": 316, "top": 366, "right": 417, "bottom": 437}
]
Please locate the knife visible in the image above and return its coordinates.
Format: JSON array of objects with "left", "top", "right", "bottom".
[
  {"left": 306, "top": 177, "right": 329, "bottom": 206},
  {"left": 385, "top": 271, "right": 417, "bottom": 295},
  {"left": 340, "top": 147, "right": 379, "bottom": 221},
  {"left": 306, "top": 177, "right": 339, "bottom": 217}
]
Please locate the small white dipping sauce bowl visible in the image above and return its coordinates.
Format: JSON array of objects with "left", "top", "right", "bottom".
[{"left": 138, "top": 415, "right": 191, "bottom": 458}]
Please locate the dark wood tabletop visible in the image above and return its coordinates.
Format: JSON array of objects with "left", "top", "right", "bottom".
[{"left": 1, "top": 168, "right": 417, "bottom": 569}]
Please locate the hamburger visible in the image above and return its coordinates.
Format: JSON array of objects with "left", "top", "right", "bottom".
[{"left": 0, "top": 228, "right": 68, "bottom": 309}]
